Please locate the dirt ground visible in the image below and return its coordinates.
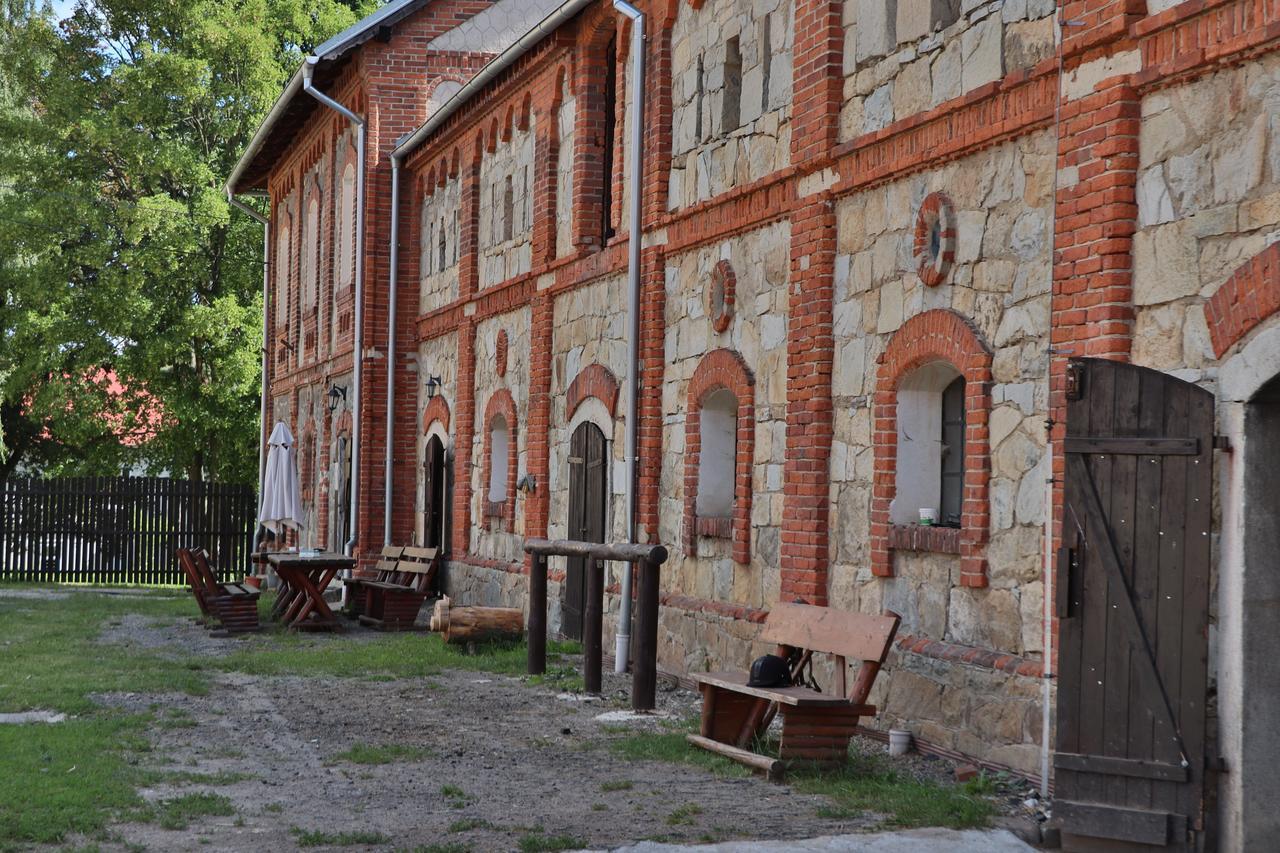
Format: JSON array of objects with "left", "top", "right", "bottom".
[{"left": 77, "top": 611, "right": 1039, "bottom": 852}]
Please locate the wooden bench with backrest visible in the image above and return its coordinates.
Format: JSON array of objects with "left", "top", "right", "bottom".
[
  {"left": 176, "top": 547, "right": 260, "bottom": 634},
  {"left": 341, "top": 546, "right": 404, "bottom": 618},
  {"left": 358, "top": 546, "right": 439, "bottom": 631},
  {"left": 688, "top": 603, "right": 900, "bottom": 779}
]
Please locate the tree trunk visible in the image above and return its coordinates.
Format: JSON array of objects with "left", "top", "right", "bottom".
[{"left": 430, "top": 596, "right": 523, "bottom": 644}]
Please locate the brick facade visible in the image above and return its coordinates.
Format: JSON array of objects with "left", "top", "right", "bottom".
[{"left": 243, "top": 0, "right": 1280, "bottom": 792}]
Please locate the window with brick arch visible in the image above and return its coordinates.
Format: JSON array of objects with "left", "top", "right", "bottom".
[
  {"left": 696, "top": 389, "right": 737, "bottom": 520},
  {"left": 338, "top": 162, "right": 356, "bottom": 289},
  {"left": 302, "top": 195, "right": 319, "bottom": 311},
  {"left": 274, "top": 211, "right": 290, "bottom": 328},
  {"left": 601, "top": 32, "right": 618, "bottom": 242},
  {"left": 488, "top": 415, "right": 509, "bottom": 503},
  {"left": 893, "top": 362, "right": 964, "bottom": 528}
]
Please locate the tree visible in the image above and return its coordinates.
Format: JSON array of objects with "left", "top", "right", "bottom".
[{"left": 0, "top": 0, "right": 378, "bottom": 482}]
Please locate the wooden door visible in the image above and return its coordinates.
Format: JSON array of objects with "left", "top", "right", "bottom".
[
  {"left": 563, "top": 422, "right": 607, "bottom": 640},
  {"left": 423, "top": 435, "right": 446, "bottom": 549},
  {"left": 1055, "top": 358, "right": 1214, "bottom": 852}
]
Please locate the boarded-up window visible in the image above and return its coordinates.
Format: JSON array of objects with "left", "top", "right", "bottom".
[{"left": 338, "top": 162, "right": 356, "bottom": 289}]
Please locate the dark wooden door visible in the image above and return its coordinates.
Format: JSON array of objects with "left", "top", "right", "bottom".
[
  {"left": 563, "top": 422, "right": 607, "bottom": 640},
  {"left": 1055, "top": 358, "right": 1213, "bottom": 852},
  {"left": 423, "top": 435, "right": 445, "bottom": 549}
]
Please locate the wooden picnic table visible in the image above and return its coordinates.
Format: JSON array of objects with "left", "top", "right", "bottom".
[{"left": 262, "top": 551, "right": 354, "bottom": 631}]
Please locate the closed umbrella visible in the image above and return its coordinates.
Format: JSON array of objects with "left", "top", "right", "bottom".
[{"left": 259, "top": 421, "right": 304, "bottom": 540}]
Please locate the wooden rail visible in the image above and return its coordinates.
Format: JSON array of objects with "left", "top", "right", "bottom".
[{"left": 523, "top": 537, "right": 669, "bottom": 711}]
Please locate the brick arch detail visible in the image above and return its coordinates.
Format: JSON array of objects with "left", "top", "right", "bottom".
[
  {"left": 683, "top": 348, "right": 755, "bottom": 565},
  {"left": 566, "top": 363, "right": 620, "bottom": 420},
  {"left": 422, "top": 395, "right": 451, "bottom": 435},
  {"left": 872, "top": 309, "right": 993, "bottom": 587},
  {"left": 481, "top": 388, "right": 518, "bottom": 531},
  {"left": 1205, "top": 243, "right": 1280, "bottom": 358}
]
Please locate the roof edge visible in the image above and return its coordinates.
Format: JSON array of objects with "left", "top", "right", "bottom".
[{"left": 392, "top": 0, "right": 592, "bottom": 162}]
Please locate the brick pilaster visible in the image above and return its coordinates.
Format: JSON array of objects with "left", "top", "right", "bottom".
[
  {"left": 781, "top": 195, "right": 836, "bottom": 605},
  {"left": 525, "top": 294, "right": 554, "bottom": 557},
  {"left": 789, "top": 0, "right": 843, "bottom": 165},
  {"left": 451, "top": 319, "right": 477, "bottom": 555}
]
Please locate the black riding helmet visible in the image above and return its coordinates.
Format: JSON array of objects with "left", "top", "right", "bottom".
[{"left": 747, "top": 654, "right": 791, "bottom": 688}]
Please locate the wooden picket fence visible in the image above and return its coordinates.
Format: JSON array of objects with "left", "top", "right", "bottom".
[{"left": 0, "top": 476, "right": 256, "bottom": 586}]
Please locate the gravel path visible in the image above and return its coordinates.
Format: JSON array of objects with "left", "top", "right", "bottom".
[{"left": 77, "top": 610, "right": 1039, "bottom": 852}]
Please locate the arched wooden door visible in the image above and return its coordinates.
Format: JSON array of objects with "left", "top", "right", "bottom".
[
  {"left": 1055, "top": 358, "right": 1213, "bottom": 852},
  {"left": 563, "top": 422, "right": 607, "bottom": 640},
  {"left": 423, "top": 435, "right": 446, "bottom": 549},
  {"left": 329, "top": 435, "right": 352, "bottom": 553}
]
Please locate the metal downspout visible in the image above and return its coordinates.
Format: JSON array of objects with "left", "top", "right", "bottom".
[
  {"left": 613, "top": 0, "right": 645, "bottom": 674},
  {"left": 384, "top": 153, "right": 403, "bottom": 546},
  {"left": 226, "top": 191, "right": 271, "bottom": 540},
  {"left": 303, "top": 58, "right": 367, "bottom": 558}
]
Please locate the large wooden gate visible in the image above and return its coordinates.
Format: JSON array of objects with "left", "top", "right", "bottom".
[
  {"left": 563, "top": 422, "right": 607, "bottom": 640},
  {"left": 1055, "top": 359, "right": 1214, "bottom": 851}
]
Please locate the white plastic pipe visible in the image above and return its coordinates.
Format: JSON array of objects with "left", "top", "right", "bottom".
[
  {"left": 303, "top": 58, "right": 366, "bottom": 558},
  {"left": 613, "top": 0, "right": 645, "bottom": 674},
  {"left": 384, "top": 153, "right": 403, "bottom": 547}
]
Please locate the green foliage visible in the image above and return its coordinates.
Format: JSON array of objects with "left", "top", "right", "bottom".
[
  {"left": 142, "top": 793, "right": 236, "bottom": 830},
  {"left": 0, "top": 0, "right": 375, "bottom": 482},
  {"left": 516, "top": 832, "right": 583, "bottom": 853}
]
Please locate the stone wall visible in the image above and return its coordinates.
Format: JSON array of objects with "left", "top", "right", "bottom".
[
  {"left": 1133, "top": 54, "right": 1280, "bottom": 381},
  {"left": 659, "top": 224, "right": 790, "bottom": 625},
  {"left": 420, "top": 174, "right": 462, "bottom": 314},
  {"left": 469, "top": 308, "right": 531, "bottom": 563},
  {"left": 839, "top": 0, "right": 1055, "bottom": 142},
  {"left": 668, "top": 0, "right": 793, "bottom": 209},
  {"left": 479, "top": 117, "right": 536, "bottom": 289}
]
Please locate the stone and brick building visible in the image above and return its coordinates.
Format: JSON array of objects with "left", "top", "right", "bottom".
[{"left": 230, "top": 0, "right": 1280, "bottom": 846}]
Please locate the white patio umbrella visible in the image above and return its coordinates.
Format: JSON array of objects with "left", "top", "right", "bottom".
[{"left": 258, "top": 421, "right": 304, "bottom": 538}]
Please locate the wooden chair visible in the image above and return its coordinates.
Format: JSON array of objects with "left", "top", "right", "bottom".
[
  {"left": 358, "top": 546, "right": 439, "bottom": 631},
  {"left": 341, "top": 546, "right": 404, "bottom": 618},
  {"left": 688, "top": 603, "right": 900, "bottom": 780},
  {"left": 176, "top": 547, "right": 260, "bottom": 634}
]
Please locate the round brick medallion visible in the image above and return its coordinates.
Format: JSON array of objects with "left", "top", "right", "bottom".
[
  {"left": 495, "top": 329, "right": 509, "bottom": 377},
  {"left": 707, "top": 259, "right": 736, "bottom": 334},
  {"left": 914, "top": 192, "right": 957, "bottom": 287}
]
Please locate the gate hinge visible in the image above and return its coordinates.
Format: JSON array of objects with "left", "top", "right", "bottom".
[
  {"left": 1065, "top": 362, "right": 1085, "bottom": 401},
  {"left": 1213, "top": 435, "right": 1233, "bottom": 452},
  {"left": 1206, "top": 755, "right": 1229, "bottom": 773}
]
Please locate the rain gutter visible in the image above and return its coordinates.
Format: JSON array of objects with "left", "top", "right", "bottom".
[
  {"left": 612, "top": 0, "right": 645, "bottom": 674},
  {"left": 302, "top": 57, "right": 367, "bottom": 557},
  {"left": 384, "top": 152, "right": 403, "bottom": 546}
]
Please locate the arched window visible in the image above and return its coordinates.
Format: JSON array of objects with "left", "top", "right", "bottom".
[
  {"left": 488, "top": 415, "right": 509, "bottom": 502},
  {"left": 696, "top": 389, "right": 737, "bottom": 519},
  {"left": 601, "top": 33, "right": 618, "bottom": 242},
  {"left": 893, "top": 362, "right": 963, "bottom": 528},
  {"left": 303, "top": 194, "right": 319, "bottom": 310},
  {"left": 338, "top": 162, "right": 356, "bottom": 289},
  {"left": 274, "top": 209, "right": 291, "bottom": 328},
  {"left": 421, "top": 198, "right": 434, "bottom": 277},
  {"left": 683, "top": 349, "right": 755, "bottom": 564},
  {"left": 872, "top": 309, "right": 993, "bottom": 587}
]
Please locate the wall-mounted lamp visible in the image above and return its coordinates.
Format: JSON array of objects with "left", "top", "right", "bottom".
[
  {"left": 326, "top": 384, "right": 347, "bottom": 413},
  {"left": 278, "top": 336, "right": 296, "bottom": 352},
  {"left": 517, "top": 473, "right": 537, "bottom": 494},
  {"left": 425, "top": 375, "right": 442, "bottom": 399}
]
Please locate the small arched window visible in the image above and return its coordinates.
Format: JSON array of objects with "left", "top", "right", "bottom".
[
  {"left": 488, "top": 415, "right": 509, "bottom": 503},
  {"left": 421, "top": 199, "right": 434, "bottom": 277},
  {"left": 303, "top": 195, "right": 320, "bottom": 310},
  {"left": 338, "top": 162, "right": 356, "bottom": 289},
  {"left": 274, "top": 212, "right": 291, "bottom": 327},
  {"left": 696, "top": 389, "right": 737, "bottom": 519},
  {"left": 893, "top": 362, "right": 964, "bottom": 528}
]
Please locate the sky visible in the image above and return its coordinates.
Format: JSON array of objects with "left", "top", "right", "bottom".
[{"left": 50, "top": 0, "right": 75, "bottom": 18}]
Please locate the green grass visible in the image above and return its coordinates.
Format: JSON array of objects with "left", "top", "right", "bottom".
[
  {"left": 599, "top": 779, "right": 633, "bottom": 792},
  {"left": 607, "top": 719, "right": 751, "bottom": 779},
  {"left": 291, "top": 827, "right": 392, "bottom": 847},
  {"left": 400, "top": 844, "right": 471, "bottom": 853},
  {"left": 792, "top": 751, "right": 995, "bottom": 830},
  {"left": 142, "top": 792, "right": 236, "bottom": 830},
  {"left": 517, "top": 832, "right": 583, "bottom": 852},
  {"left": 447, "top": 817, "right": 492, "bottom": 833},
  {"left": 666, "top": 803, "right": 703, "bottom": 825},
  {"left": 141, "top": 769, "right": 257, "bottom": 786},
  {"left": 328, "top": 743, "right": 436, "bottom": 765}
]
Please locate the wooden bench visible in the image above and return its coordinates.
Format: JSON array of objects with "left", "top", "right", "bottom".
[
  {"left": 341, "top": 546, "right": 403, "bottom": 618},
  {"left": 176, "top": 547, "right": 260, "bottom": 634},
  {"left": 688, "top": 603, "right": 900, "bottom": 779},
  {"left": 358, "top": 546, "right": 439, "bottom": 631}
]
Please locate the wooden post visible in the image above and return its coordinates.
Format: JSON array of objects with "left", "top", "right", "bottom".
[
  {"left": 633, "top": 557, "right": 660, "bottom": 711},
  {"left": 584, "top": 557, "right": 604, "bottom": 694},
  {"left": 528, "top": 552, "right": 548, "bottom": 675}
]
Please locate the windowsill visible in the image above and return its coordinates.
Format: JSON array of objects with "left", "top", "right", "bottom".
[
  {"left": 695, "top": 515, "right": 733, "bottom": 539},
  {"left": 888, "top": 524, "right": 961, "bottom": 555}
]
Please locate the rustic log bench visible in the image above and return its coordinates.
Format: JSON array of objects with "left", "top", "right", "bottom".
[
  {"left": 341, "top": 546, "right": 403, "bottom": 618},
  {"left": 687, "top": 603, "right": 900, "bottom": 780},
  {"left": 358, "top": 546, "right": 439, "bottom": 631},
  {"left": 177, "top": 547, "right": 260, "bottom": 634}
]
